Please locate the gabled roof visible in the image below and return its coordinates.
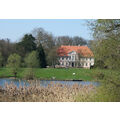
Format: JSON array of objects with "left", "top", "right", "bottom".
[{"left": 57, "top": 45, "right": 94, "bottom": 57}]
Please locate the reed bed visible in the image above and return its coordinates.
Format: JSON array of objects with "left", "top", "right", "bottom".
[{"left": 0, "top": 81, "right": 96, "bottom": 102}]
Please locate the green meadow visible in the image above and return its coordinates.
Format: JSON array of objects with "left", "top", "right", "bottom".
[{"left": 0, "top": 67, "right": 119, "bottom": 81}]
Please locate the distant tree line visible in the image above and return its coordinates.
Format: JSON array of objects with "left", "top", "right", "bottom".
[
  {"left": 0, "top": 27, "right": 88, "bottom": 69},
  {"left": 1, "top": 20, "right": 119, "bottom": 72}
]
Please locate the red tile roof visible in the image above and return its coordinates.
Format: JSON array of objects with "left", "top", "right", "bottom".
[{"left": 57, "top": 45, "right": 94, "bottom": 57}]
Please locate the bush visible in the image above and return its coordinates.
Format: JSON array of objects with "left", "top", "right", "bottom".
[
  {"left": 91, "top": 71, "right": 120, "bottom": 102},
  {"left": 95, "top": 72, "right": 105, "bottom": 80},
  {"left": 95, "top": 60, "right": 105, "bottom": 69},
  {"left": 24, "top": 68, "right": 35, "bottom": 80}
]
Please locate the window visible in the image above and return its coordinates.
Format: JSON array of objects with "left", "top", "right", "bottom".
[
  {"left": 62, "top": 57, "right": 64, "bottom": 60},
  {"left": 72, "top": 56, "right": 74, "bottom": 60},
  {"left": 66, "top": 62, "right": 69, "bottom": 66},
  {"left": 86, "top": 63, "right": 87, "bottom": 66}
]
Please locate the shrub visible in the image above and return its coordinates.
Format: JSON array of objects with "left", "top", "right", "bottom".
[
  {"left": 95, "top": 60, "right": 105, "bottom": 69},
  {"left": 24, "top": 68, "right": 35, "bottom": 80},
  {"left": 95, "top": 72, "right": 105, "bottom": 80}
]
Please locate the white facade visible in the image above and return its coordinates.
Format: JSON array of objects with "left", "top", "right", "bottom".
[{"left": 59, "top": 51, "right": 94, "bottom": 68}]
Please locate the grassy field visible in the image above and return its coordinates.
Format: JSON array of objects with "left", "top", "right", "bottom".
[{"left": 0, "top": 67, "right": 119, "bottom": 81}]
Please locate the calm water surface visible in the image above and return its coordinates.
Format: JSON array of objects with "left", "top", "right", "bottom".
[{"left": 0, "top": 78, "right": 99, "bottom": 87}]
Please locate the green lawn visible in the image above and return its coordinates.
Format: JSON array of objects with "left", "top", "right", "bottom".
[{"left": 0, "top": 67, "right": 119, "bottom": 81}]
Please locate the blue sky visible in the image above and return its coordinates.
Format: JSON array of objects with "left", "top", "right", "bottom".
[{"left": 0, "top": 19, "right": 92, "bottom": 42}]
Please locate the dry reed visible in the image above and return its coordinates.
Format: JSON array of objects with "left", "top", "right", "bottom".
[{"left": 0, "top": 81, "right": 96, "bottom": 102}]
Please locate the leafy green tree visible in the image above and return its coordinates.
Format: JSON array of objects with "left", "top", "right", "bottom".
[
  {"left": 25, "top": 51, "right": 39, "bottom": 68},
  {"left": 89, "top": 19, "right": 120, "bottom": 69},
  {"left": 0, "top": 52, "right": 3, "bottom": 67},
  {"left": 47, "top": 47, "right": 58, "bottom": 67},
  {"left": 7, "top": 53, "right": 21, "bottom": 78},
  {"left": 37, "top": 44, "right": 47, "bottom": 68}
]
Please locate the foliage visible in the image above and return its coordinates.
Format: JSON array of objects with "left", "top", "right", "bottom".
[
  {"left": 93, "top": 70, "right": 120, "bottom": 101},
  {"left": 24, "top": 51, "right": 39, "bottom": 68},
  {"left": 46, "top": 47, "right": 58, "bottom": 67},
  {"left": 7, "top": 53, "right": 21, "bottom": 77},
  {"left": 32, "top": 28, "right": 55, "bottom": 49},
  {"left": 95, "top": 72, "right": 105, "bottom": 80},
  {"left": 37, "top": 44, "right": 47, "bottom": 68},
  {"left": 0, "top": 39, "right": 16, "bottom": 66},
  {"left": 0, "top": 52, "right": 3, "bottom": 67},
  {"left": 72, "top": 36, "right": 87, "bottom": 45},
  {"left": 94, "top": 59, "right": 105, "bottom": 69},
  {"left": 24, "top": 68, "right": 35, "bottom": 80},
  {"left": 16, "top": 34, "right": 36, "bottom": 58},
  {"left": 89, "top": 19, "right": 120, "bottom": 69},
  {"left": 56, "top": 36, "right": 87, "bottom": 46}
]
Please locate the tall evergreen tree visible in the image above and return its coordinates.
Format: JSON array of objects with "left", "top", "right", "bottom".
[
  {"left": 37, "top": 44, "right": 47, "bottom": 68},
  {"left": 16, "top": 34, "right": 36, "bottom": 57}
]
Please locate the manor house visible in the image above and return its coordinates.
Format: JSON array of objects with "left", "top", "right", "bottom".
[{"left": 57, "top": 45, "right": 94, "bottom": 69}]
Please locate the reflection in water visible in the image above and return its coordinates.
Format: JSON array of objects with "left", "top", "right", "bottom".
[{"left": 0, "top": 78, "right": 99, "bottom": 88}]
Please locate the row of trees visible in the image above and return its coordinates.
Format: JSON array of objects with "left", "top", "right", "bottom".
[
  {"left": 1, "top": 20, "right": 119, "bottom": 70},
  {"left": 0, "top": 39, "right": 16, "bottom": 66},
  {"left": 0, "top": 28, "right": 87, "bottom": 68}
]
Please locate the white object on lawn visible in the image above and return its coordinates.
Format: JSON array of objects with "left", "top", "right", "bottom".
[{"left": 73, "top": 73, "right": 75, "bottom": 75}]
